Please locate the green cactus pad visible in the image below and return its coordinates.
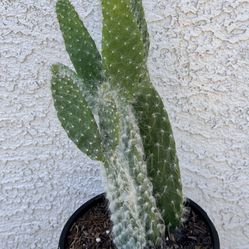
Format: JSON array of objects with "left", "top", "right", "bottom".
[
  {"left": 51, "top": 64, "right": 103, "bottom": 161},
  {"left": 102, "top": 0, "right": 148, "bottom": 99},
  {"left": 56, "top": 0, "right": 103, "bottom": 94},
  {"left": 130, "top": 0, "right": 150, "bottom": 57},
  {"left": 119, "top": 103, "right": 165, "bottom": 246},
  {"left": 133, "top": 85, "right": 183, "bottom": 228}
]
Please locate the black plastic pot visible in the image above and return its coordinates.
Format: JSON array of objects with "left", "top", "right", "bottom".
[{"left": 58, "top": 193, "right": 220, "bottom": 249}]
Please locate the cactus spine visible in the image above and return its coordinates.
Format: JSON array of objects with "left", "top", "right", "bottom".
[{"left": 52, "top": 0, "right": 183, "bottom": 248}]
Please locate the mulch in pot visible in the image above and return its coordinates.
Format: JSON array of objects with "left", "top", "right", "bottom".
[{"left": 64, "top": 198, "right": 213, "bottom": 249}]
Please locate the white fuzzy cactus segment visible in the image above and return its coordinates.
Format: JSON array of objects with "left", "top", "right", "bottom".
[
  {"left": 98, "top": 83, "right": 165, "bottom": 248},
  {"left": 101, "top": 155, "right": 147, "bottom": 249},
  {"left": 119, "top": 102, "right": 165, "bottom": 247}
]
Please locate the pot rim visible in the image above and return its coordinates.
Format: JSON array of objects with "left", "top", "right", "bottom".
[
  {"left": 58, "top": 193, "right": 220, "bottom": 249},
  {"left": 184, "top": 198, "right": 220, "bottom": 249}
]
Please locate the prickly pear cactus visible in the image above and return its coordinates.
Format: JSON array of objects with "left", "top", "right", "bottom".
[
  {"left": 52, "top": 0, "right": 184, "bottom": 248},
  {"left": 101, "top": 0, "right": 183, "bottom": 228}
]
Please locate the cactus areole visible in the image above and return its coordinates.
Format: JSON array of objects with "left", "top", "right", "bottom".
[{"left": 52, "top": 0, "right": 184, "bottom": 248}]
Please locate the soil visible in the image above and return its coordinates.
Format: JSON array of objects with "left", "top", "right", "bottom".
[{"left": 64, "top": 198, "right": 213, "bottom": 249}]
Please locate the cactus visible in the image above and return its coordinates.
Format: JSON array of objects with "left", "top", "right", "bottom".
[
  {"left": 130, "top": 0, "right": 150, "bottom": 57},
  {"left": 133, "top": 86, "right": 183, "bottom": 228},
  {"left": 56, "top": 0, "right": 103, "bottom": 95},
  {"left": 52, "top": 0, "right": 183, "bottom": 248},
  {"left": 102, "top": 0, "right": 149, "bottom": 99},
  {"left": 101, "top": 0, "right": 183, "bottom": 228}
]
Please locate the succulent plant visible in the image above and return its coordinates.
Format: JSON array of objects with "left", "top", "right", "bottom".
[{"left": 51, "top": 0, "right": 183, "bottom": 248}]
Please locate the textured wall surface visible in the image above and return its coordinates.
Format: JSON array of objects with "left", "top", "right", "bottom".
[{"left": 0, "top": 0, "right": 248, "bottom": 249}]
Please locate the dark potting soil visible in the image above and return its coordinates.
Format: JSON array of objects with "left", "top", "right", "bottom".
[{"left": 65, "top": 198, "right": 213, "bottom": 249}]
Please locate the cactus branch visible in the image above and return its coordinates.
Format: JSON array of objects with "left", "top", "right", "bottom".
[
  {"left": 102, "top": 0, "right": 148, "bottom": 99},
  {"left": 133, "top": 86, "right": 183, "bottom": 228},
  {"left": 56, "top": 0, "right": 103, "bottom": 95},
  {"left": 51, "top": 64, "right": 104, "bottom": 161}
]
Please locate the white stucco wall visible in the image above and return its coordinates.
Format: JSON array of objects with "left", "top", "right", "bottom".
[{"left": 1, "top": 0, "right": 248, "bottom": 248}]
